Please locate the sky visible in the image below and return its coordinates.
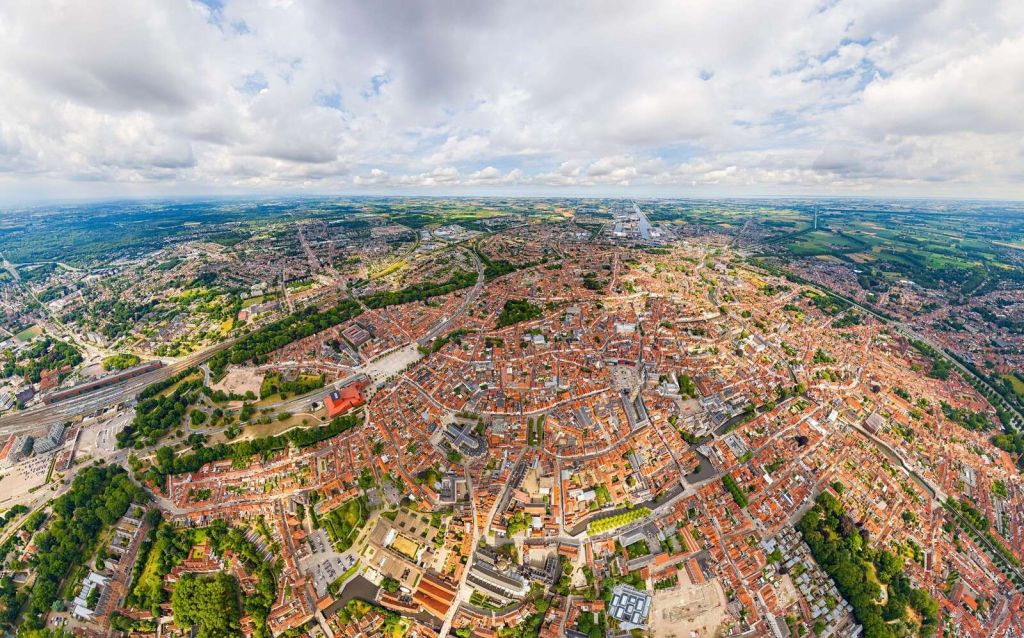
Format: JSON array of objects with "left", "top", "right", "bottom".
[{"left": 0, "top": 0, "right": 1022, "bottom": 203}]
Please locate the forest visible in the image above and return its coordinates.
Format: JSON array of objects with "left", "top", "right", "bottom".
[
  {"left": 13, "top": 465, "right": 144, "bottom": 631},
  {"left": 496, "top": 299, "right": 543, "bottom": 328},
  {"left": 207, "top": 518, "right": 279, "bottom": 638},
  {"left": 797, "top": 492, "right": 938, "bottom": 638},
  {"left": 210, "top": 298, "right": 363, "bottom": 373},
  {"left": 145, "top": 412, "right": 361, "bottom": 488},
  {"left": 362, "top": 270, "right": 476, "bottom": 308},
  {"left": 171, "top": 572, "right": 242, "bottom": 638},
  {"left": 117, "top": 378, "right": 205, "bottom": 448}
]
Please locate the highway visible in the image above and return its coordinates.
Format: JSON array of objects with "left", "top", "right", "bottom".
[{"left": 631, "top": 201, "right": 653, "bottom": 241}]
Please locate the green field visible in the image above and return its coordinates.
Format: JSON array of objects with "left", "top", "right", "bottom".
[
  {"left": 323, "top": 496, "right": 368, "bottom": 552},
  {"left": 783, "top": 230, "right": 867, "bottom": 256},
  {"left": 14, "top": 325, "right": 41, "bottom": 342},
  {"left": 643, "top": 200, "right": 1023, "bottom": 298},
  {"left": 1002, "top": 374, "right": 1024, "bottom": 401}
]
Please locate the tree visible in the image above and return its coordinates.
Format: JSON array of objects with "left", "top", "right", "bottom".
[
  {"left": 797, "top": 493, "right": 938, "bottom": 638},
  {"left": 86, "top": 586, "right": 100, "bottom": 609},
  {"left": 155, "top": 446, "right": 175, "bottom": 474},
  {"left": 15, "top": 466, "right": 143, "bottom": 631},
  {"left": 171, "top": 572, "right": 242, "bottom": 638}
]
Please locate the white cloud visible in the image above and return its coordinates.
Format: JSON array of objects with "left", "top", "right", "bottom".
[{"left": 0, "top": 0, "right": 1021, "bottom": 201}]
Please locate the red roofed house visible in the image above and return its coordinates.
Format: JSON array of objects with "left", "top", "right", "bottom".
[{"left": 325, "top": 384, "right": 366, "bottom": 418}]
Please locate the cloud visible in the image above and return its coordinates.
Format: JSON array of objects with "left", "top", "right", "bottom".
[
  {"left": 0, "top": 0, "right": 1021, "bottom": 201},
  {"left": 853, "top": 36, "right": 1024, "bottom": 137}
]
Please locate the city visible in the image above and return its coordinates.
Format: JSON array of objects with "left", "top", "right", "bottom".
[
  {"left": 1, "top": 198, "right": 1023, "bottom": 638},
  {"left": 1, "top": 1, "right": 1022, "bottom": 637}
]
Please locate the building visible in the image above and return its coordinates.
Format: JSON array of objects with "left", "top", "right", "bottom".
[
  {"left": 864, "top": 412, "right": 886, "bottom": 434},
  {"left": 467, "top": 554, "right": 530, "bottom": 603},
  {"left": 42, "top": 360, "right": 162, "bottom": 405},
  {"left": 325, "top": 384, "right": 366, "bottom": 418},
  {"left": 443, "top": 422, "right": 486, "bottom": 457},
  {"left": 71, "top": 571, "right": 109, "bottom": 620},
  {"left": 3, "top": 435, "right": 33, "bottom": 466},
  {"left": 413, "top": 572, "right": 459, "bottom": 620},
  {"left": 341, "top": 323, "right": 372, "bottom": 348},
  {"left": 38, "top": 367, "right": 61, "bottom": 393},
  {"left": 437, "top": 473, "right": 468, "bottom": 504},
  {"left": 15, "top": 386, "right": 34, "bottom": 406},
  {"left": 0, "top": 435, "right": 15, "bottom": 467},
  {"left": 33, "top": 422, "right": 66, "bottom": 454},
  {"left": 609, "top": 584, "right": 651, "bottom": 628},
  {"left": 620, "top": 390, "right": 650, "bottom": 430}
]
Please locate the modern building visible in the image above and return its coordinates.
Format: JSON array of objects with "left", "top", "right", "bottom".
[
  {"left": 33, "top": 422, "right": 66, "bottom": 454},
  {"left": 0, "top": 435, "right": 15, "bottom": 467},
  {"left": 4, "top": 435, "right": 34, "bottom": 466},
  {"left": 325, "top": 383, "right": 366, "bottom": 418},
  {"left": 609, "top": 584, "right": 651, "bottom": 628}
]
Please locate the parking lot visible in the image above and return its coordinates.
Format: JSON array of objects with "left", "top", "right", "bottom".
[
  {"left": 77, "top": 412, "right": 130, "bottom": 458},
  {"left": 0, "top": 452, "right": 52, "bottom": 506},
  {"left": 299, "top": 529, "right": 357, "bottom": 597}
]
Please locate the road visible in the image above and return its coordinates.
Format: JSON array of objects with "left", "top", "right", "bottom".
[
  {"left": 1, "top": 249, "right": 94, "bottom": 353},
  {"left": 297, "top": 223, "right": 323, "bottom": 273},
  {"left": 436, "top": 460, "right": 480, "bottom": 638},
  {"left": 2, "top": 229, "right": 486, "bottom": 435},
  {"left": 0, "top": 252, "right": 20, "bottom": 282},
  {"left": 0, "top": 473, "right": 72, "bottom": 547},
  {"left": 3, "top": 238, "right": 488, "bottom": 439},
  {"left": 631, "top": 201, "right": 653, "bottom": 241},
  {"left": 896, "top": 322, "right": 1024, "bottom": 429},
  {"left": 743, "top": 262, "right": 1024, "bottom": 430},
  {"left": 418, "top": 248, "right": 485, "bottom": 347},
  {"left": 0, "top": 339, "right": 235, "bottom": 436}
]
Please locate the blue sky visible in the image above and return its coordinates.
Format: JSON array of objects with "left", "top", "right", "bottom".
[{"left": 0, "top": 0, "right": 1022, "bottom": 203}]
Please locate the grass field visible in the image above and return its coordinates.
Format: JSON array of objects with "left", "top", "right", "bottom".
[
  {"left": 14, "top": 325, "right": 41, "bottom": 342},
  {"left": 129, "top": 528, "right": 207, "bottom": 611},
  {"left": 131, "top": 541, "right": 165, "bottom": 606},
  {"left": 783, "top": 230, "right": 867, "bottom": 256},
  {"left": 994, "top": 241, "right": 1024, "bottom": 251},
  {"left": 369, "top": 259, "right": 406, "bottom": 280},
  {"left": 1002, "top": 374, "right": 1024, "bottom": 401},
  {"left": 241, "top": 293, "right": 280, "bottom": 308},
  {"left": 625, "top": 540, "right": 650, "bottom": 559},
  {"left": 323, "top": 496, "right": 368, "bottom": 552}
]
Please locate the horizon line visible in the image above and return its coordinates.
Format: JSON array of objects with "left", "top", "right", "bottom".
[{"left": 4, "top": 191, "right": 1024, "bottom": 211}]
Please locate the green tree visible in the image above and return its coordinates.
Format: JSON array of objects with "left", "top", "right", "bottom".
[{"left": 171, "top": 572, "right": 242, "bottom": 638}]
